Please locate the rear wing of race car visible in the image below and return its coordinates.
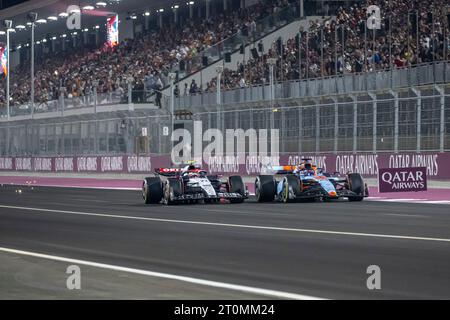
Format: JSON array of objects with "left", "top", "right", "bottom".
[
  {"left": 154, "top": 168, "right": 182, "bottom": 177},
  {"left": 266, "top": 165, "right": 327, "bottom": 175},
  {"left": 154, "top": 167, "right": 209, "bottom": 177},
  {"left": 269, "top": 165, "right": 296, "bottom": 174}
]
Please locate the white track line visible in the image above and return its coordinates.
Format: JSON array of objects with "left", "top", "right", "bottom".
[
  {"left": 425, "top": 201, "right": 450, "bottom": 204},
  {"left": 368, "top": 198, "right": 428, "bottom": 201},
  {"left": 383, "top": 213, "right": 426, "bottom": 218},
  {"left": 0, "top": 246, "right": 324, "bottom": 300},
  {"left": 4, "top": 184, "right": 450, "bottom": 204},
  {"left": 367, "top": 198, "right": 450, "bottom": 205},
  {"left": 1, "top": 204, "right": 449, "bottom": 243},
  {"left": 1, "top": 183, "right": 141, "bottom": 191}
]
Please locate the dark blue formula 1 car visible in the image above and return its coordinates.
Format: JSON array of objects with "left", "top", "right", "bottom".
[{"left": 255, "top": 159, "right": 369, "bottom": 203}]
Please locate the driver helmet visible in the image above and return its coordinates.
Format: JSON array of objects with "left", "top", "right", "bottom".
[
  {"left": 188, "top": 171, "right": 199, "bottom": 178},
  {"left": 304, "top": 162, "right": 312, "bottom": 170}
]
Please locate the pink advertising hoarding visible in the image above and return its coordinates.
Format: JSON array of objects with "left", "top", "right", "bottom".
[
  {"left": 0, "top": 152, "right": 448, "bottom": 180},
  {"left": 378, "top": 167, "right": 427, "bottom": 193}
]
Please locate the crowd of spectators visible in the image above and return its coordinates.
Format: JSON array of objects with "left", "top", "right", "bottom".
[
  {"left": 0, "top": 0, "right": 296, "bottom": 110},
  {"left": 1, "top": 0, "right": 448, "bottom": 108},
  {"left": 205, "top": 0, "right": 450, "bottom": 92}
]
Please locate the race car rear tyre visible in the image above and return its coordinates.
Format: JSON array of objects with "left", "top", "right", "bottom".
[
  {"left": 143, "top": 177, "right": 163, "bottom": 204},
  {"left": 282, "top": 175, "right": 301, "bottom": 203},
  {"left": 163, "top": 178, "right": 183, "bottom": 205},
  {"left": 228, "top": 175, "right": 245, "bottom": 203},
  {"left": 255, "top": 175, "right": 276, "bottom": 202},
  {"left": 348, "top": 173, "right": 364, "bottom": 202}
]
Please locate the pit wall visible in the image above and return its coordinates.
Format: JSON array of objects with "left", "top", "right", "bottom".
[{"left": 0, "top": 152, "right": 448, "bottom": 180}]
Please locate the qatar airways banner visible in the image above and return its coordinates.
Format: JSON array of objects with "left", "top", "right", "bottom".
[
  {"left": 0, "top": 156, "right": 167, "bottom": 173},
  {"left": 0, "top": 152, "right": 448, "bottom": 179},
  {"left": 203, "top": 152, "right": 445, "bottom": 179},
  {"left": 378, "top": 167, "right": 427, "bottom": 193}
]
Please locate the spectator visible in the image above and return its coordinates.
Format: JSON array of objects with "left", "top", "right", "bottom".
[
  {"left": 189, "top": 79, "right": 198, "bottom": 95},
  {"left": 239, "top": 76, "right": 246, "bottom": 88}
]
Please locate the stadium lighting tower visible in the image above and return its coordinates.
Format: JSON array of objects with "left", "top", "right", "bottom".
[
  {"left": 27, "top": 12, "right": 38, "bottom": 117},
  {"left": 205, "top": 0, "right": 210, "bottom": 19},
  {"left": 187, "top": 1, "right": 194, "bottom": 19},
  {"left": 267, "top": 58, "right": 276, "bottom": 105},
  {"left": 215, "top": 65, "right": 223, "bottom": 133},
  {"left": 92, "top": 80, "right": 99, "bottom": 113},
  {"left": 126, "top": 76, "right": 134, "bottom": 106},
  {"left": 168, "top": 73, "right": 176, "bottom": 134},
  {"left": 299, "top": 0, "right": 304, "bottom": 18},
  {"left": 157, "top": 9, "right": 164, "bottom": 28},
  {"left": 3, "top": 20, "right": 13, "bottom": 120},
  {"left": 267, "top": 58, "right": 277, "bottom": 130},
  {"left": 215, "top": 65, "right": 223, "bottom": 105},
  {"left": 171, "top": 5, "right": 179, "bottom": 24}
]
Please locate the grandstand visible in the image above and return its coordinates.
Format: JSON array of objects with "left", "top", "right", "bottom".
[
  {"left": 0, "top": 0, "right": 301, "bottom": 111},
  {"left": 0, "top": 0, "right": 449, "bottom": 161}
]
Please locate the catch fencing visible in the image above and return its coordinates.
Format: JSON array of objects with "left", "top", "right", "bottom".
[{"left": 1, "top": 83, "right": 449, "bottom": 158}]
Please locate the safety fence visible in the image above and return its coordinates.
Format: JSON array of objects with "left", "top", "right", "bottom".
[
  {"left": 1, "top": 84, "right": 449, "bottom": 159},
  {"left": 175, "top": 61, "right": 450, "bottom": 110},
  {"left": 1, "top": 61, "right": 449, "bottom": 120},
  {"left": 0, "top": 113, "right": 173, "bottom": 157}
]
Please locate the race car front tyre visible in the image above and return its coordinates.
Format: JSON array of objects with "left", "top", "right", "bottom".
[
  {"left": 282, "top": 175, "right": 301, "bottom": 203},
  {"left": 163, "top": 178, "right": 183, "bottom": 205},
  {"left": 143, "top": 177, "right": 163, "bottom": 204},
  {"left": 255, "top": 175, "right": 276, "bottom": 202},
  {"left": 228, "top": 175, "right": 245, "bottom": 203},
  {"left": 347, "top": 173, "right": 364, "bottom": 202}
]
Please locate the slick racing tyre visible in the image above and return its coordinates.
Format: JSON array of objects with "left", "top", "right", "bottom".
[
  {"left": 255, "top": 175, "right": 276, "bottom": 202},
  {"left": 282, "top": 175, "right": 301, "bottom": 203},
  {"left": 347, "top": 173, "right": 364, "bottom": 202},
  {"left": 228, "top": 175, "right": 246, "bottom": 203},
  {"left": 163, "top": 178, "right": 183, "bottom": 205},
  {"left": 143, "top": 177, "right": 163, "bottom": 204}
]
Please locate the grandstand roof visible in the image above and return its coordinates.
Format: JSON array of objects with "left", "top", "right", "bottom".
[{"left": 0, "top": 0, "right": 171, "bottom": 44}]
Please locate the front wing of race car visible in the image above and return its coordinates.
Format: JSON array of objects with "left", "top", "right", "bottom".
[
  {"left": 279, "top": 176, "right": 368, "bottom": 201},
  {"left": 329, "top": 179, "right": 369, "bottom": 200},
  {"left": 169, "top": 191, "right": 247, "bottom": 202},
  {"left": 282, "top": 185, "right": 365, "bottom": 201}
]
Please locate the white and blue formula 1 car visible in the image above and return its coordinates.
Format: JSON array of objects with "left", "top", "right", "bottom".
[
  {"left": 254, "top": 159, "right": 369, "bottom": 203},
  {"left": 142, "top": 163, "right": 248, "bottom": 205}
]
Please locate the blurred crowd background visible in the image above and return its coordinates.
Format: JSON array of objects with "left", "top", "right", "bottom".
[{"left": 0, "top": 0, "right": 449, "bottom": 109}]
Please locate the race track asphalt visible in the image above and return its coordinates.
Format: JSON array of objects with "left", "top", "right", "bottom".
[{"left": 0, "top": 184, "right": 449, "bottom": 299}]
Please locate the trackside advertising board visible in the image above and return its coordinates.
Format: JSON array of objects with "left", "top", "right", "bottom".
[
  {"left": 0, "top": 153, "right": 447, "bottom": 180},
  {"left": 378, "top": 167, "right": 427, "bottom": 193}
]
